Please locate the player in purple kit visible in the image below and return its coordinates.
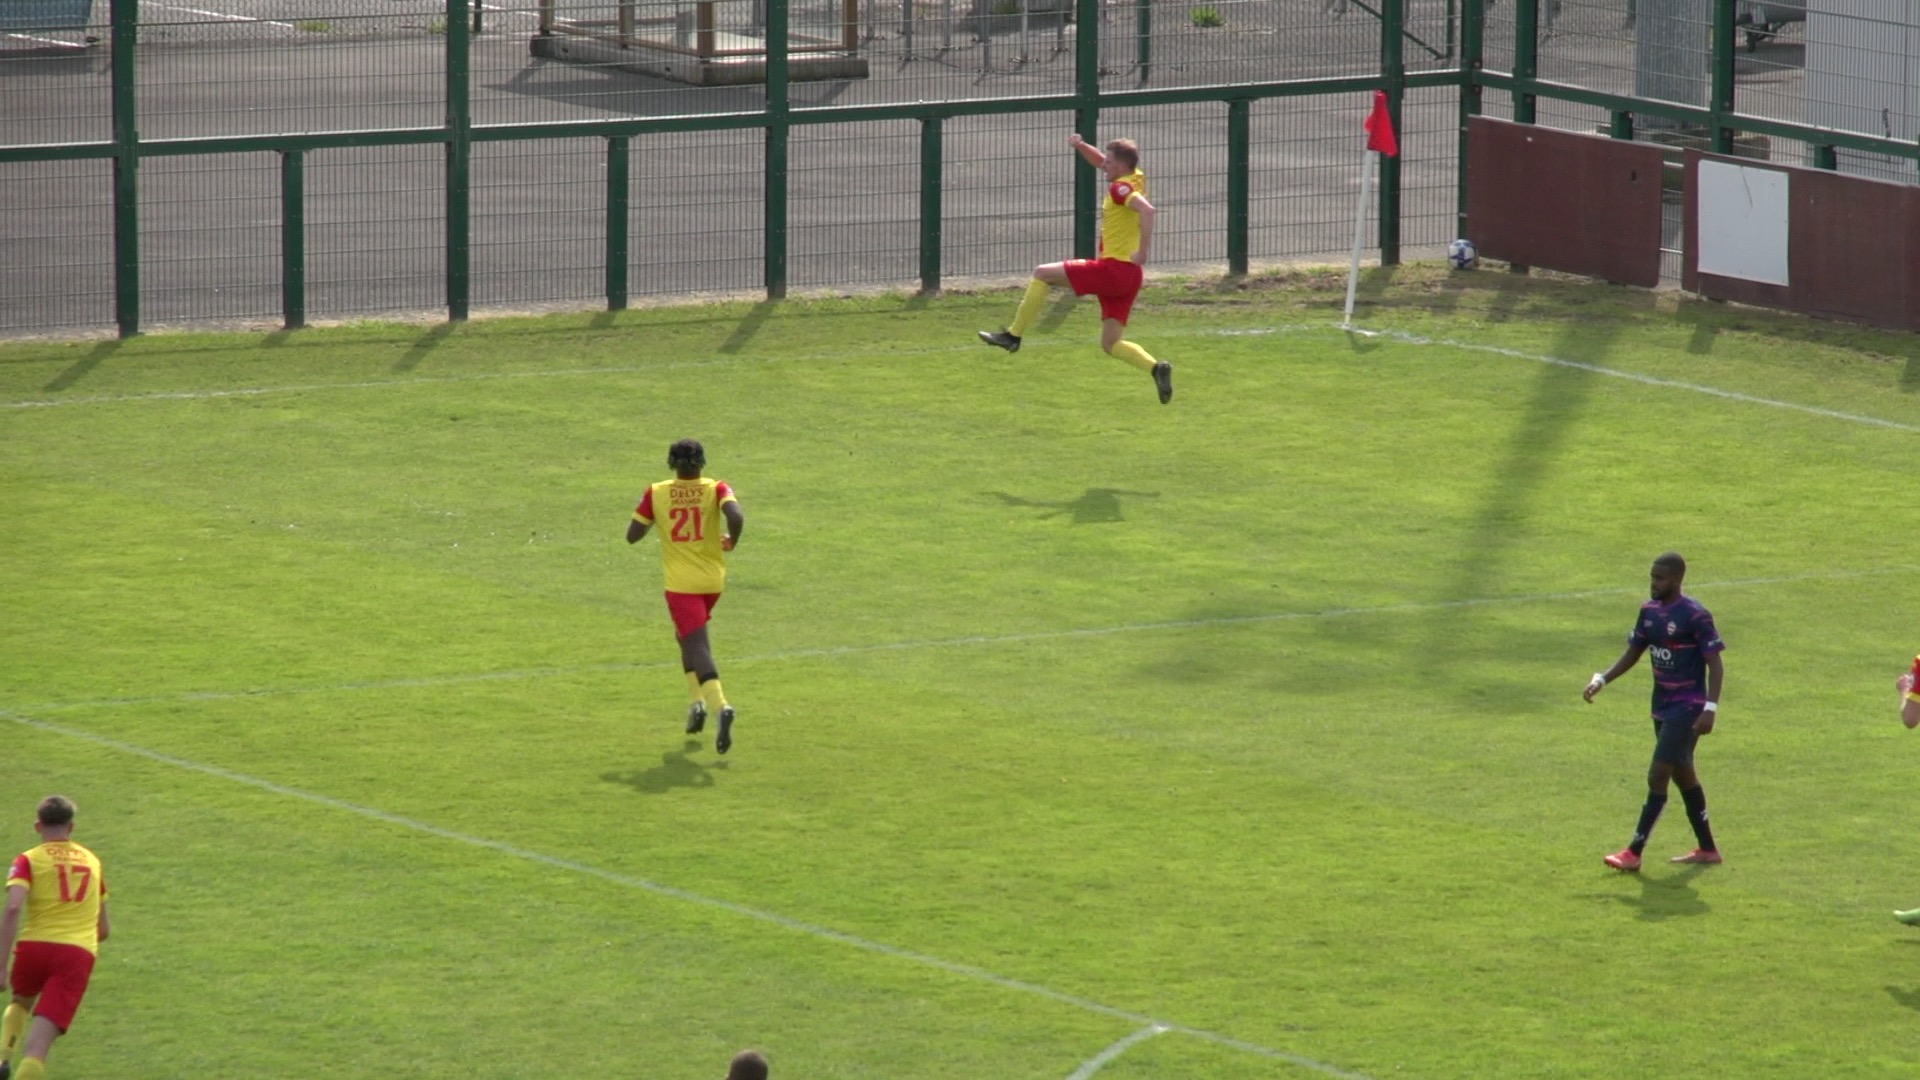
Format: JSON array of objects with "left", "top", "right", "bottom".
[{"left": 1582, "top": 552, "right": 1726, "bottom": 872}]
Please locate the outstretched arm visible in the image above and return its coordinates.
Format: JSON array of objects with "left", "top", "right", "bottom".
[
  {"left": 1068, "top": 132, "right": 1105, "bottom": 170},
  {"left": 1583, "top": 643, "right": 1648, "bottom": 702}
]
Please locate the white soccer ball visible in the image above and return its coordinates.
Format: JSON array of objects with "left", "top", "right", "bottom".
[{"left": 1447, "top": 238, "right": 1478, "bottom": 270}]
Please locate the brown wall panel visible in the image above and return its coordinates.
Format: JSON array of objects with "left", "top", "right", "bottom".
[
  {"left": 1684, "top": 151, "right": 1919, "bottom": 332},
  {"left": 1465, "top": 117, "right": 1666, "bottom": 288}
]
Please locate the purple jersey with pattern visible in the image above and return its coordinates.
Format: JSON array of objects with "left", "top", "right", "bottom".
[{"left": 1628, "top": 595, "right": 1724, "bottom": 719}]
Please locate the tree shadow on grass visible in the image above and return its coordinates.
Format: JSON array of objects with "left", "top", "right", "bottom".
[
  {"left": 600, "top": 739, "right": 725, "bottom": 794},
  {"left": 989, "top": 487, "right": 1159, "bottom": 524},
  {"left": 1589, "top": 864, "right": 1713, "bottom": 921}
]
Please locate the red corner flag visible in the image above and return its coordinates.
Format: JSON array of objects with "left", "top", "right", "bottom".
[{"left": 1364, "top": 90, "right": 1398, "bottom": 157}]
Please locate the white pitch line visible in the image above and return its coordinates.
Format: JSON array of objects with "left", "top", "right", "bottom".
[
  {"left": 6, "top": 320, "right": 1913, "bottom": 434},
  {"left": 1067, "top": 1024, "right": 1170, "bottom": 1080},
  {"left": 1347, "top": 323, "right": 1920, "bottom": 433},
  {"left": 0, "top": 707, "right": 1375, "bottom": 1080},
  {"left": 14, "top": 564, "right": 1914, "bottom": 716}
]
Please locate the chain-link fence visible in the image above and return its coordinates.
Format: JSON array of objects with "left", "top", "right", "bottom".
[{"left": 2, "top": 0, "right": 1915, "bottom": 335}]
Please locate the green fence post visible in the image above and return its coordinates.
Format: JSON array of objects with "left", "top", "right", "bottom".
[
  {"left": 1226, "top": 99, "right": 1248, "bottom": 277},
  {"left": 1378, "top": 0, "right": 1405, "bottom": 265},
  {"left": 919, "top": 115, "right": 943, "bottom": 295},
  {"left": 445, "top": 0, "right": 472, "bottom": 321},
  {"left": 765, "top": 0, "right": 790, "bottom": 299},
  {"left": 1710, "top": 0, "right": 1735, "bottom": 153},
  {"left": 1813, "top": 144, "right": 1837, "bottom": 170},
  {"left": 607, "top": 135, "right": 630, "bottom": 311},
  {"left": 1455, "top": 0, "right": 1483, "bottom": 237},
  {"left": 110, "top": 0, "right": 139, "bottom": 337},
  {"left": 281, "top": 150, "right": 306, "bottom": 330},
  {"left": 1512, "top": 0, "right": 1537, "bottom": 124},
  {"left": 1136, "top": 0, "right": 1151, "bottom": 81},
  {"left": 1073, "top": 0, "right": 1100, "bottom": 259},
  {"left": 1608, "top": 109, "right": 1633, "bottom": 139}
]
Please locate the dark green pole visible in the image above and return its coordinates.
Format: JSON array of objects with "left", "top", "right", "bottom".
[
  {"left": 1512, "top": 0, "right": 1537, "bottom": 123},
  {"left": 765, "top": 0, "right": 790, "bottom": 298},
  {"left": 1455, "top": 0, "right": 1483, "bottom": 236},
  {"left": 1709, "top": 0, "right": 1735, "bottom": 153},
  {"left": 1608, "top": 109, "right": 1633, "bottom": 139},
  {"left": 1136, "top": 0, "right": 1151, "bottom": 80},
  {"left": 1226, "top": 99, "right": 1249, "bottom": 276},
  {"left": 606, "top": 135, "right": 630, "bottom": 310},
  {"left": 1378, "top": 0, "right": 1405, "bottom": 265},
  {"left": 109, "top": 0, "right": 139, "bottom": 337},
  {"left": 445, "top": 0, "right": 472, "bottom": 321},
  {"left": 919, "top": 115, "right": 943, "bottom": 295},
  {"left": 1813, "top": 144, "right": 1836, "bottom": 170},
  {"left": 281, "top": 150, "right": 306, "bottom": 330},
  {"left": 1072, "top": 0, "right": 1100, "bottom": 259}
]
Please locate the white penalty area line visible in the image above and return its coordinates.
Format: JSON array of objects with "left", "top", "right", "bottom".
[
  {"left": 0, "top": 707, "right": 1375, "bottom": 1080},
  {"left": 1339, "top": 322, "right": 1920, "bottom": 434},
  {"left": 1067, "top": 1024, "right": 1170, "bottom": 1079},
  {"left": 17, "top": 564, "right": 1916, "bottom": 717}
]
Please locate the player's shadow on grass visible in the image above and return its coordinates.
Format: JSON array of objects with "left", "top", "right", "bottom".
[
  {"left": 600, "top": 739, "right": 725, "bottom": 794},
  {"left": 990, "top": 487, "right": 1158, "bottom": 524},
  {"left": 1903, "top": 355, "right": 1920, "bottom": 393},
  {"left": 1592, "top": 865, "right": 1713, "bottom": 921},
  {"left": 1884, "top": 978, "right": 1920, "bottom": 1012}
]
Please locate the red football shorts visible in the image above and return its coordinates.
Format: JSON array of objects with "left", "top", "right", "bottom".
[
  {"left": 664, "top": 590, "right": 721, "bottom": 638},
  {"left": 8, "top": 941, "right": 97, "bottom": 1033},
  {"left": 1063, "top": 258, "right": 1145, "bottom": 324}
]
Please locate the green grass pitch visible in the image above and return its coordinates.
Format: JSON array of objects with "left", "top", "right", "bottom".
[{"left": 4, "top": 269, "right": 1920, "bottom": 1079}]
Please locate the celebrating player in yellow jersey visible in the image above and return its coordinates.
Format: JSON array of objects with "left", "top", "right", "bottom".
[
  {"left": 628, "top": 438, "right": 747, "bottom": 753},
  {"left": 1, "top": 796, "right": 110, "bottom": 1080},
  {"left": 978, "top": 133, "right": 1173, "bottom": 405}
]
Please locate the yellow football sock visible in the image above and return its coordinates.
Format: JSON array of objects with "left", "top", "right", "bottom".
[
  {"left": 685, "top": 670, "right": 704, "bottom": 705},
  {"left": 1109, "top": 339, "right": 1158, "bottom": 373},
  {"left": 700, "top": 677, "right": 729, "bottom": 715},
  {"left": 1, "top": 1001, "right": 27, "bottom": 1059},
  {"left": 16, "top": 1056, "right": 46, "bottom": 1080},
  {"left": 1007, "top": 279, "right": 1051, "bottom": 337}
]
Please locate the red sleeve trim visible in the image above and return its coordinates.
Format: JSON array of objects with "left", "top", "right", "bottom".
[
  {"left": 7, "top": 854, "right": 30, "bottom": 884},
  {"left": 634, "top": 487, "right": 655, "bottom": 524}
]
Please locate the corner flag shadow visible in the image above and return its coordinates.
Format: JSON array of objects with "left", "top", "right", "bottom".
[
  {"left": 990, "top": 487, "right": 1158, "bottom": 524},
  {"left": 1590, "top": 865, "right": 1713, "bottom": 921},
  {"left": 600, "top": 739, "right": 725, "bottom": 794}
]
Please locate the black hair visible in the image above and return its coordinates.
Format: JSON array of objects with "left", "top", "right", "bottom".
[
  {"left": 37, "top": 795, "right": 76, "bottom": 827},
  {"left": 1653, "top": 551, "right": 1687, "bottom": 576},
  {"left": 667, "top": 438, "right": 706, "bottom": 473}
]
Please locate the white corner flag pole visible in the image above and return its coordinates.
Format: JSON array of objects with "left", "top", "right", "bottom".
[{"left": 1341, "top": 147, "right": 1376, "bottom": 331}]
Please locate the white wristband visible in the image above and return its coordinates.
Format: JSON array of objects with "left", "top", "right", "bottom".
[{"left": 1702, "top": 701, "right": 1718, "bottom": 713}]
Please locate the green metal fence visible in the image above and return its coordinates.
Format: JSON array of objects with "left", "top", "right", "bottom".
[{"left": 0, "top": 0, "right": 1914, "bottom": 336}]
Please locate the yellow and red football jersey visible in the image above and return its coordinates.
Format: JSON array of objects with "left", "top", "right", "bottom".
[
  {"left": 7, "top": 840, "right": 107, "bottom": 954},
  {"left": 634, "top": 477, "right": 737, "bottom": 594},
  {"left": 1098, "top": 168, "right": 1148, "bottom": 262}
]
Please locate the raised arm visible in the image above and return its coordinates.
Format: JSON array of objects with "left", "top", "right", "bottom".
[{"left": 1068, "top": 132, "right": 1105, "bottom": 170}]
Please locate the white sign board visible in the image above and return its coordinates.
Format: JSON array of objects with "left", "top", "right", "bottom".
[{"left": 1697, "top": 160, "right": 1790, "bottom": 286}]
